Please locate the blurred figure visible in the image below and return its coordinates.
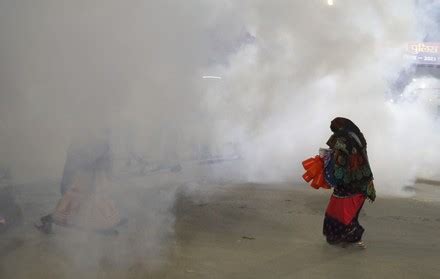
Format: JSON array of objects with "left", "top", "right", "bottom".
[
  {"left": 36, "top": 130, "right": 124, "bottom": 234},
  {"left": 0, "top": 214, "right": 5, "bottom": 234},
  {"left": 322, "top": 117, "right": 376, "bottom": 248},
  {"left": 0, "top": 186, "right": 23, "bottom": 233}
]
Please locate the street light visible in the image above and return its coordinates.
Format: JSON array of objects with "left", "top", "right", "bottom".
[{"left": 202, "top": 76, "right": 222, "bottom": 80}]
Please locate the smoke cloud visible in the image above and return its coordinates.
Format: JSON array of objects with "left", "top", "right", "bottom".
[
  {"left": 203, "top": 0, "right": 440, "bottom": 195},
  {"left": 1, "top": 0, "right": 440, "bottom": 275},
  {"left": 1, "top": 0, "right": 439, "bottom": 194}
]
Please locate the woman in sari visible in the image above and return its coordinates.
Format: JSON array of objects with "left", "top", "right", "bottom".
[
  {"left": 322, "top": 117, "right": 376, "bottom": 248},
  {"left": 36, "top": 134, "right": 123, "bottom": 234}
]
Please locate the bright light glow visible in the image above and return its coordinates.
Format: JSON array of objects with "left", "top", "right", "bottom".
[
  {"left": 327, "top": 0, "right": 334, "bottom": 6},
  {"left": 420, "top": 83, "right": 426, "bottom": 89},
  {"left": 202, "top": 76, "right": 222, "bottom": 79}
]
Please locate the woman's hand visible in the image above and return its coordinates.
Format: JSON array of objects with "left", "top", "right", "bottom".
[{"left": 367, "top": 180, "right": 376, "bottom": 202}]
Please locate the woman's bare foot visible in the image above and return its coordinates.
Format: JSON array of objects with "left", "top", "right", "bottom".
[
  {"left": 35, "top": 216, "right": 53, "bottom": 234},
  {"left": 354, "top": 241, "right": 366, "bottom": 249},
  {"left": 341, "top": 241, "right": 366, "bottom": 249}
]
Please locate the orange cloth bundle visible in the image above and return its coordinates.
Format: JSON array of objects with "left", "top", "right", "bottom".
[{"left": 302, "top": 156, "right": 330, "bottom": 189}]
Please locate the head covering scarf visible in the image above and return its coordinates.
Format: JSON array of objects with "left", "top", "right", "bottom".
[
  {"left": 326, "top": 117, "right": 375, "bottom": 201},
  {"left": 329, "top": 117, "right": 367, "bottom": 150}
]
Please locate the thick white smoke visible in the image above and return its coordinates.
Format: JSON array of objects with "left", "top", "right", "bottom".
[
  {"left": 0, "top": 0, "right": 225, "bottom": 181},
  {"left": 1, "top": 1, "right": 439, "bottom": 194},
  {"left": 202, "top": 0, "right": 440, "bottom": 196},
  {"left": 1, "top": 0, "right": 440, "bottom": 276}
]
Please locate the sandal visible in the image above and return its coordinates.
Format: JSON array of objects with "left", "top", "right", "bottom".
[
  {"left": 341, "top": 241, "right": 366, "bottom": 249},
  {"left": 34, "top": 219, "right": 53, "bottom": 234}
]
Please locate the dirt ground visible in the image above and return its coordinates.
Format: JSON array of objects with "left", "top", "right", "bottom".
[{"left": 1, "top": 180, "right": 440, "bottom": 279}]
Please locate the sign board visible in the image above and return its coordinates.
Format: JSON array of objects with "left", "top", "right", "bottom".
[{"left": 406, "top": 42, "right": 440, "bottom": 65}]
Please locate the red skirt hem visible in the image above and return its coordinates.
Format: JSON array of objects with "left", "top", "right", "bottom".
[{"left": 325, "top": 194, "right": 365, "bottom": 225}]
